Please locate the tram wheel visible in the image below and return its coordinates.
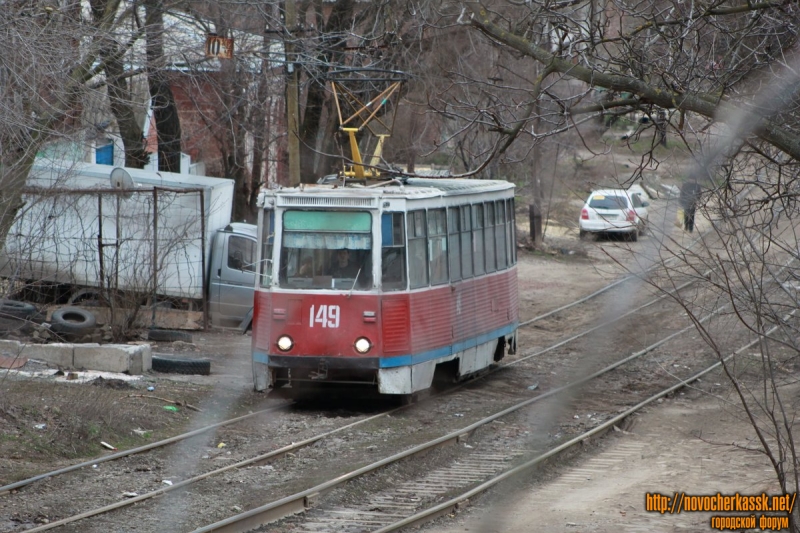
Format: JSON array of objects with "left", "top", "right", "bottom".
[{"left": 398, "top": 393, "right": 417, "bottom": 406}]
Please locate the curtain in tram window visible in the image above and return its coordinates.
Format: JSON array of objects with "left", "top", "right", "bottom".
[{"left": 283, "top": 232, "right": 372, "bottom": 250}]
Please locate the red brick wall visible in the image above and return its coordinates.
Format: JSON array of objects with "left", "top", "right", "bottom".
[{"left": 169, "top": 72, "right": 226, "bottom": 176}]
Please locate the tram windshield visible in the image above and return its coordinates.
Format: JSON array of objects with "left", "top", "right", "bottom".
[{"left": 279, "top": 210, "right": 372, "bottom": 290}]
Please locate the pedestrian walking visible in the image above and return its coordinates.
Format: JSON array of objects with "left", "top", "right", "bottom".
[{"left": 680, "top": 180, "right": 702, "bottom": 232}]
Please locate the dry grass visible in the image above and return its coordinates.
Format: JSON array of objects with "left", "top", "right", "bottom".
[{"left": 0, "top": 378, "right": 199, "bottom": 464}]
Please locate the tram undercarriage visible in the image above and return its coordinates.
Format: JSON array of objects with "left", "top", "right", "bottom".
[{"left": 253, "top": 333, "right": 515, "bottom": 395}]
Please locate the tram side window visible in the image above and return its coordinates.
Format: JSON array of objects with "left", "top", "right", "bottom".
[
  {"left": 485, "top": 202, "right": 496, "bottom": 273},
  {"left": 460, "top": 207, "right": 473, "bottom": 279},
  {"left": 408, "top": 210, "right": 429, "bottom": 288},
  {"left": 381, "top": 213, "right": 407, "bottom": 291},
  {"left": 448, "top": 207, "right": 461, "bottom": 282},
  {"left": 428, "top": 208, "right": 448, "bottom": 286},
  {"left": 472, "top": 204, "right": 485, "bottom": 276},
  {"left": 506, "top": 199, "right": 516, "bottom": 265},
  {"left": 495, "top": 200, "right": 507, "bottom": 270},
  {"left": 260, "top": 210, "right": 274, "bottom": 287}
]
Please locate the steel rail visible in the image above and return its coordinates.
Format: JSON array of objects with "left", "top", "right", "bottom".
[
  {"left": 18, "top": 409, "right": 397, "bottom": 533},
  {"left": 0, "top": 402, "right": 293, "bottom": 496},
  {"left": 192, "top": 251, "right": 796, "bottom": 532},
  {"left": 1, "top": 213, "right": 749, "bottom": 528},
  {"left": 372, "top": 314, "right": 793, "bottom": 532},
  {"left": 2, "top": 262, "right": 720, "bottom": 529},
  {"left": 191, "top": 301, "right": 732, "bottom": 533},
  {"left": 0, "top": 244, "right": 693, "bottom": 497}
]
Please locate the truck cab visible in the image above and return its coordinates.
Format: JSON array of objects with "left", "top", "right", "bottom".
[{"left": 209, "top": 223, "right": 257, "bottom": 327}]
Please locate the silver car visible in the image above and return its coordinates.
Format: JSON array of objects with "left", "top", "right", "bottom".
[{"left": 579, "top": 189, "right": 649, "bottom": 241}]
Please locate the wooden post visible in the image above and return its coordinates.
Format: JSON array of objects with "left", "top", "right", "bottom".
[
  {"left": 285, "top": 0, "right": 301, "bottom": 187},
  {"left": 529, "top": 203, "right": 542, "bottom": 247}
]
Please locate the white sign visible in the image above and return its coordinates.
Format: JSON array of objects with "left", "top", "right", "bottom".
[{"left": 309, "top": 305, "right": 340, "bottom": 328}]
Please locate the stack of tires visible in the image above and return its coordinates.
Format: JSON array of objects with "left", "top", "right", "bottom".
[{"left": 147, "top": 329, "right": 211, "bottom": 376}]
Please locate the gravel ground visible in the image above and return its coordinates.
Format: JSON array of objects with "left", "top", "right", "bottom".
[{"left": 2, "top": 212, "right": 749, "bottom": 533}]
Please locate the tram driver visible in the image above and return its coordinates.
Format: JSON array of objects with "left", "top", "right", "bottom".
[{"left": 330, "top": 249, "right": 362, "bottom": 278}]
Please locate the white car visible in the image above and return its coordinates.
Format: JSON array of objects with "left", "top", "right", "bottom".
[{"left": 579, "top": 189, "right": 650, "bottom": 241}]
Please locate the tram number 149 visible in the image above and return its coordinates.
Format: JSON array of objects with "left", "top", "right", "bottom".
[{"left": 309, "top": 305, "right": 340, "bottom": 328}]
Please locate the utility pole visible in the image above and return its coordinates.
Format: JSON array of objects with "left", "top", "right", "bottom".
[{"left": 285, "top": 0, "right": 301, "bottom": 186}]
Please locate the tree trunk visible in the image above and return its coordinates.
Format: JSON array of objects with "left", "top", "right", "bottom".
[
  {"left": 105, "top": 54, "right": 149, "bottom": 168},
  {"left": 144, "top": 0, "right": 182, "bottom": 174},
  {"left": 298, "top": 0, "right": 354, "bottom": 183}
]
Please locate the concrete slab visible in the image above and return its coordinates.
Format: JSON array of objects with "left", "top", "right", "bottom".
[
  {"left": 21, "top": 343, "right": 74, "bottom": 367},
  {"left": 0, "top": 340, "right": 24, "bottom": 357},
  {"left": 73, "top": 344, "right": 152, "bottom": 375},
  {"left": 0, "top": 340, "right": 152, "bottom": 375}
]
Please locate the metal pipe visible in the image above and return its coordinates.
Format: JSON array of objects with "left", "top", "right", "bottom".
[
  {"left": 200, "top": 189, "right": 208, "bottom": 330},
  {"left": 97, "top": 194, "right": 104, "bottom": 298},
  {"left": 151, "top": 188, "right": 158, "bottom": 328}
]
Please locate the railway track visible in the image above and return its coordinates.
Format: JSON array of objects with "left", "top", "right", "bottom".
[
  {"left": 0, "top": 247, "right": 739, "bottom": 533},
  {"left": 7, "top": 201, "right": 788, "bottom": 533},
  {"left": 197, "top": 301, "right": 772, "bottom": 532}
]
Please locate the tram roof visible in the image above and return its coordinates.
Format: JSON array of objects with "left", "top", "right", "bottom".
[{"left": 263, "top": 178, "right": 514, "bottom": 201}]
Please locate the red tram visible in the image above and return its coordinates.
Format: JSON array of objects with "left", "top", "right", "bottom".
[{"left": 251, "top": 178, "right": 518, "bottom": 396}]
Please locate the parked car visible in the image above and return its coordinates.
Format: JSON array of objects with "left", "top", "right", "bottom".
[{"left": 579, "top": 188, "right": 649, "bottom": 241}]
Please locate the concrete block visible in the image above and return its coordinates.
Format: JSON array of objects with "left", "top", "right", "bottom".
[
  {"left": 127, "top": 344, "right": 152, "bottom": 375},
  {"left": 74, "top": 344, "right": 125, "bottom": 373},
  {"left": 21, "top": 343, "right": 74, "bottom": 367},
  {"left": 73, "top": 344, "right": 152, "bottom": 375},
  {"left": 0, "top": 340, "right": 23, "bottom": 356}
]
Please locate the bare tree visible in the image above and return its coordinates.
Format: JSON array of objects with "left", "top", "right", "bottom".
[
  {"left": 0, "top": 1, "right": 192, "bottom": 246},
  {"left": 145, "top": 0, "right": 183, "bottom": 173},
  {"left": 0, "top": 3, "right": 100, "bottom": 242},
  {"left": 415, "top": 1, "right": 800, "bottom": 528},
  {"left": 89, "top": 0, "right": 151, "bottom": 168}
]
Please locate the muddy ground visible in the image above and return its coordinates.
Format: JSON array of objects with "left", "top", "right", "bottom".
[{"left": 1, "top": 129, "right": 772, "bottom": 532}]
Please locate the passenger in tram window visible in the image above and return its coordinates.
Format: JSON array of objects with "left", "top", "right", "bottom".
[
  {"left": 330, "top": 249, "right": 361, "bottom": 278},
  {"left": 298, "top": 257, "right": 313, "bottom": 277}
]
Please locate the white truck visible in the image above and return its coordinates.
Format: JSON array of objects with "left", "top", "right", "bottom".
[{"left": 0, "top": 162, "right": 257, "bottom": 329}]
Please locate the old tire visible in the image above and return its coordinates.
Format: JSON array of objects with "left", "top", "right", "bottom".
[
  {"left": 0, "top": 299, "right": 38, "bottom": 320},
  {"left": 147, "top": 329, "right": 193, "bottom": 343},
  {"left": 51, "top": 307, "right": 97, "bottom": 336},
  {"left": 152, "top": 355, "right": 210, "bottom": 376}
]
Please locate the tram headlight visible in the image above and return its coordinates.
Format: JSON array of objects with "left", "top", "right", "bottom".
[
  {"left": 354, "top": 337, "right": 372, "bottom": 354},
  {"left": 276, "top": 335, "right": 293, "bottom": 352}
]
